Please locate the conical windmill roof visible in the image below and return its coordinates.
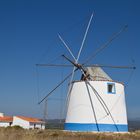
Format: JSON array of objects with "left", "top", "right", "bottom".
[{"left": 85, "top": 67, "right": 112, "bottom": 81}]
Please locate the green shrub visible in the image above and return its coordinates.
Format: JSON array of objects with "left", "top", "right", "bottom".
[{"left": 11, "top": 125, "right": 24, "bottom": 130}]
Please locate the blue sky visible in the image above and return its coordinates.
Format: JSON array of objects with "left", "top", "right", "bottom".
[{"left": 0, "top": 0, "right": 139, "bottom": 119}]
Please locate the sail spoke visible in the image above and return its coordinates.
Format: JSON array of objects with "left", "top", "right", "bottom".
[
  {"left": 58, "top": 34, "right": 76, "bottom": 61},
  {"left": 36, "top": 64, "right": 73, "bottom": 67},
  {"left": 84, "top": 64, "right": 136, "bottom": 69},
  {"left": 38, "top": 68, "right": 78, "bottom": 104},
  {"left": 83, "top": 25, "right": 128, "bottom": 64}
]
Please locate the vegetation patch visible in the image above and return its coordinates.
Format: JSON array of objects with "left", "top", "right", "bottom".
[{"left": 0, "top": 127, "right": 140, "bottom": 140}]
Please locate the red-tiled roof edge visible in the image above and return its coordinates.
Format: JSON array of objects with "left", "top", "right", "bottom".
[
  {"left": 0, "top": 116, "right": 13, "bottom": 122},
  {"left": 15, "top": 116, "right": 45, "bottom": 123}
]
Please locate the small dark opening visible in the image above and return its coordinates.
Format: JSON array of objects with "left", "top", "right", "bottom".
[
  {"left": 108, "top": 84, "right": 113, "bottom": 93},
  {"left": 9, "top": 122, "right": 12, "bottom": 126},
  {"left": 34, "top": 124, "right": 36, "bottom": 129}
]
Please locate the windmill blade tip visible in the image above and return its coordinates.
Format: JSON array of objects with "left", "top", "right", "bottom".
[
  {"left": 133, "top": 66, "right": 136, "bottom": 69},
  {"left": 58, "top": 33, "right": 61, "bottom": 37},
  {"left": 91, "top": 12, "right": 94, "bottom": 16},
  {"left": 124, "top": 25, "right": 128, "bottom": 29}
]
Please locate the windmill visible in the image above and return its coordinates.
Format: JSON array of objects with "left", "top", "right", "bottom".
[{"left": 36, "top": 13, "right": 135, "bottom": 132}]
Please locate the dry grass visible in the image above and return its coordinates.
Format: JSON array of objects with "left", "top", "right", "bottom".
[{"left": 0, "top": 127, "right": 140, "bottom": 140}]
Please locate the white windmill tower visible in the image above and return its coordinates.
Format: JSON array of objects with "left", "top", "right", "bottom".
[{"left": 37, "top": 13, "right": 135, "bottom": 132}]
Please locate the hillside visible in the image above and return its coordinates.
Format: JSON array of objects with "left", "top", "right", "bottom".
[{"left": 128, "top": 120, "right": 140, "bottom": 131}]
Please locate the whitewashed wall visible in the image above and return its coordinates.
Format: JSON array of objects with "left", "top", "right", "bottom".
[
  {"left": 0, "top": 113, "right": 4, "bottom": 117},
  {"left": 0, "top": 122, "right": 11, "bottom": 127},
  {"left": 12, "top": 116, "right": 45, "bottom": 129},
  {"left": 65, "top": 81, "right": 128, "bottom": 132},
  {"left": 12, "top": 116, "right": 30, "bottom": 129},
  {"left": 30, "top": 123, "right": 45, "bottom": 129}
]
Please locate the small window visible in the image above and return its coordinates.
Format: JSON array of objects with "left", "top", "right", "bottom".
[
  {"left": 107, "top": 83, "right": 115, "bottom": 94},
  {"left": 9, "top": 122, "right": 12, "bottom": 126}
]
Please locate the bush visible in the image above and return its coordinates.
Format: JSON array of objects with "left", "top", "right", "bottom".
[
  {"left": 11, "top": 125, "right": 24, "bottom": 130},
  {"left": 5, "top": 125, "right": 24, "bottom": 132}
]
